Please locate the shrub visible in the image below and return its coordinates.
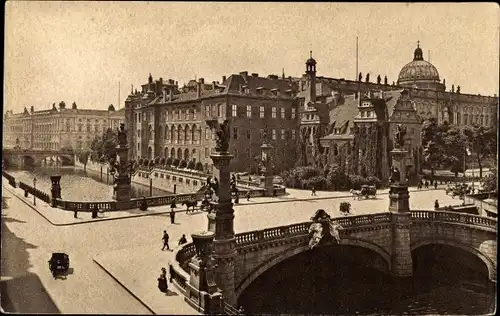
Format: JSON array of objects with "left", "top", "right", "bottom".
[
  {"left": 166, "top": 157, "right": 173, "bottom": 165},
  {"left": 172, "top": 158, "right": 180, "bottom": 167},
  {"left": 148, "top": 160, "right": 155, "bottom": 167},
  {"left": 138, "top": 158, "right": 144, "bottom": 165},
  {"left": 187, "top": 161, "right": 195, "bottom": 169},
  {"left": 195, "top": 162, "right": 204, "bottom": 171},
  {"left": 326, "top": 166, "right": 351, "bottom": 191},
  {"left": 339, "top": 201, "right": 351, "bottom": 215},
  {"left": 160, "top": 157, "right": 166, "bottom": 165},
  {"left": 154, "top": 156, "right": 160, "bottom": 165},
  {"left": 303, "top": 175, "right": 328, "bottom": 190},
  {"left": 142, "top": 159, "right": 149, "bottom": 167},
  {"left": 179, "top": 160, "right": 187, "bottom": 168}
]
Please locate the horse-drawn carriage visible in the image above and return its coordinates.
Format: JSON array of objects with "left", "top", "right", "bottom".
[
  {"left": 48, "top": 252, "right": 69, "bottom": 279},
  {"left": 350, "top": 185, "right": 377, "bottom": 200}
]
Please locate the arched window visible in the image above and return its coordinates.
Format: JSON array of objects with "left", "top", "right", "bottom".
[
  {"left": 185, "top": 125, "right": 190, "bottom": 142},
  {"left": 184, "top": 148, "right": 189, "bottom": 161},
  {"left": 177, "top": 148, "right": 182, "bottom": 159},
  {"left": 171, "top": 126, "right": 175, "bottom": 143},
  {"left": 164, "top": 147, "right": 168, "bottom": 158},
  {"left": 333, "top": 143, "right": 338, "bottom": 156},
  {"left": 192, "top": 149, "right": 196, "bottom": 162},
  {"left": 170, "top": 148, "right": 175, "bottom": 158},
  {"left": 164, "top": 125, "right": 169, "bottom": 140},
  {"left": 191, "top": 125, "right": 196, "bottom": 143}
]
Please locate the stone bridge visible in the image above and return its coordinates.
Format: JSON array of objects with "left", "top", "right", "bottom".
[
  {"left": 2, "top": 148, "right": 75, "bottom": 167},
  {"left": 170, "top": 210, "right": 497, "bottom": 307}
]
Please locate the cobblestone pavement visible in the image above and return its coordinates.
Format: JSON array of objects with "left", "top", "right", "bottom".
[{"left": 2, "top": 178, "right": 460, "bottom": 314}]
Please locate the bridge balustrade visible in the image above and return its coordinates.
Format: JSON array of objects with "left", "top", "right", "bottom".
[
  {"left": 410, "top": 210, "right": 497, "bottom": 229},
  {"left": 18, "top": 181, "right": 51, "bottom": 204}
]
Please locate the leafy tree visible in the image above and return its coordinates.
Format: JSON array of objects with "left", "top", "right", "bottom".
[
  {"left": 441, "top": 125, "right": 466, "bottom": 175},
  {"left": 481, "top": 167, "right": 497, "bottom": 192},
  {"left": 172, "top": 158, "right": 180, "bottom": 167},
  {"left": 90, "top": 128, "right": 117, "bottom": 161},
  {"left": 421, "top": 118, "right": 444, "bottom": 175},
  {"left": 154, "top": 156, "right": 160, "bottom": 165},
  {"left": 187, "top": 160, "right": 195, "bottom": 169},
  {"left": 195, "top": 161, "right": 203, "bottom": 171},
  {"left": 462, "top": 125, "right": 495, "bottom": 178},
  {"left": 160, "top": 157, "right": 166, "bottom": 165},
  {"left": 179, "top": 160, "right": 187, "bottom": 168},
  {"left": 166, "top": 157, "right": 173, "bottom": 165},
  {"left": 376, "top": 74, "right": 381, "bottom": 84}
]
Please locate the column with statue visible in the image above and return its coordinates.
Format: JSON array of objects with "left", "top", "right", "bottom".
[
  {"left": 388, "top": 124, "right": 413, "bottom": 278},
  {"left": 111, "top": 123, "right": 132, "bottom": 202},
  {"left": 204, "top": 118, "right": 238, "bottom": 306},
  {"left": 259, "top": 132, "right": 275, "bottom": 196}
]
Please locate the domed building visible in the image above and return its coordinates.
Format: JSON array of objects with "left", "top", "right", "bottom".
[{"left": 397, "top": 42, "right": 445, "bottom": 91}]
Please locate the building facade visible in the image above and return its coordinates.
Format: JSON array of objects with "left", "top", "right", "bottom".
[
  {"left": 125, "top": 73, "right": 299, "bottom": 173},
  {"left": 120, "top": 41, "right": 496, "bottom": 176},
  {"left": 3, "top": 102, "right": 124, "bottom": 152}
]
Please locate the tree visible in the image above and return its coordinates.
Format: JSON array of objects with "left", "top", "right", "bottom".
[
  {"left": 195, "top": 161, "right": 203, "bottom": 171},
  {"left": 172, "top": 158, "right": 180, "bottom": 167},
  {"left": 377, "top": 75, "right": 381, "bottom": 84},
  {"left": 90, "top": 128, "right": 117, "bottom": 161},
  {"left": 166, "top": 157, "right": 173, "bottom": 165},
  {"left": 179, "top": 160, "right": 187, "bottom": 168},
  {"left": 463, "top": 125, "right": 496, "bottom": 178},
  {"left": 441, "top": 125, "right": 466, "bottom": 175},
  {"left": 187, "top": 160, "right": 195, "bottom": 169},
  {"left": 384, "top": 76, "right": 388, "bottom": 85},
  {"left": 481, "top": 167, "right": 497, "bottom": 192},
  {"left": 358, "top": 72, "right": 362, "bottom": 82},
  {"left": 365, "top": 73, "right": 370, "bottom": 83},
  {"left": 160, "top": 157, "right": 166, "bottom": 165},
  {"left": 421, "top": 118, "right": 444, "bottom": 176}
]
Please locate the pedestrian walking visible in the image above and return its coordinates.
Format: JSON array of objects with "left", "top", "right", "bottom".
[
  {"left": 434, "top": 199, "right": 440, "bottom": 210},
  {"left": 246, "top": 191, "right": 251, "bottom": 201},
  {"left": 162, "top": 230, "right": 170, "bottom": 251},
  {"left": 178, "top": 234, "right": 187, "bottom": 246},
  {"left": 73, "top": 210, "right": 78, "bottom": 218},
  {"left": 311, "top": 186, "right": 316, "bottom": 196},
  {"left": 157, "top": 267, "right": 168, "bottom": 293},
  {"left": 169, "top": 209, "right": 175, "bottom": 224},
  {"left": 434, "top": 182, "right": 438, "bottom": 190},
  {"left": 273, "top": 189, "right": 277, "bottom": 198}
]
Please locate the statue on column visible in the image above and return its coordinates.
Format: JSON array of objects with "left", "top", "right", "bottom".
[
  {"left": 207, "top": 119, "right": 230, "bottom": 152},
  {"left": 118, "top": 123, "right": 127, "bottom": 146},
  {"left": 394, "top": 124, "right": 407, "bottom": 148},
  {"left": 389, "top": 166, "right": 401, "bottom": 184}
]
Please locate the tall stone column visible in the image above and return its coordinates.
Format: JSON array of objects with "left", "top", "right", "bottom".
[
  {"left": 206, "top": 119, "right": 237, "bottom": 306},
  {"left": 112, "top": 123, "right": 131, "bottom": 201},
  {"left": 389, "top": 125, "right": 413, "bottom": 278}
]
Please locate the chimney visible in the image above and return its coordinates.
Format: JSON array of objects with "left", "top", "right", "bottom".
[
  {"left": 197, "top": 82, "right": 202, "bottom": 98},
  {"left": 251, "top": 73, "right": 259, "bottom": 77},
  {"left": 222, "top": 75, "right": 226, "bottom": 83},
  {"left": 239, "top": 71, "right": 248, "bottom": 80},
  {"left": 199, "top": 78, "right": 204, "bottom": 84},
  {"left": 212, "top": 81, "right": 216, "bottom": 90},
  {"left": 159, "top": 77, "right": 163, "bottom": 84},
  {"left": 162, "top": 87, "right": 168, "bottom": 103},
  {"left": 30, "top": 106, "right": 34, "bottom": 113},
  {"left": 169, "top": 89, "right": 173, "bottom": 101}
]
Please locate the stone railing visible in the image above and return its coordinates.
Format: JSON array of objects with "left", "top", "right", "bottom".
[
  {"left": 18, "top": 181, "right": 51, "bottom": 204},
  {"left": 169, "top": 243, "right": 196, "bottom": 296},
  {"left": 2, "top": 170, "right": 17, "bottom": 188},
  {"left": 410, "top": 210, "right": 497, "bottom": 229}
]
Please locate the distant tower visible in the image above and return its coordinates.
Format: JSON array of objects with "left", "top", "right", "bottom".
[
  {"left": 306, "top": 51, "right": 317, "bottom": 103},
  {"left": 148, "top": 73, "right": 153, "bottom": 84}
]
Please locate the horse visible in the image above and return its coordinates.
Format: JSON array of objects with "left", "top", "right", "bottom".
[
  {"left": 182, "top": 200, "right": 198, "bottom": 214},
  {"left": 349, "top": 189, "right": 362, "bottom": 200}
]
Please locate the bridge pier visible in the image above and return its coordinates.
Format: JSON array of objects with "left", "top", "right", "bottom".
[{"left": 389, "top": 147, "right": 413, "bottom": 278}]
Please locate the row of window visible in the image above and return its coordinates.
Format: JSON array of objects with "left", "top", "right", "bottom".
[
  {"left": 232, "top": 104, "right": 296, "bottom": 119},
  {"left": 233, "top": 128, "right": 296, "bottom": 140}
]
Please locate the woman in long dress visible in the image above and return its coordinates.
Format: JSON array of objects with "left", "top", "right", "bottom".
[{"left": 157, "top": 267, "right": 168, "bottom": 293}]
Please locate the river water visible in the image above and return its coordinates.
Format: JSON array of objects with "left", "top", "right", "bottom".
[{"left": 5, "top": 165, "right": 170, "bottom": 201}]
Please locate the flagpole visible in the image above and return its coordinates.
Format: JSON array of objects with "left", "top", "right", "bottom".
[
  {"left": 118, "top": 81, "right": 120, "bottom": 110},
  {"left": 356, "top": 36, "right": 359, "bottom": 81}
]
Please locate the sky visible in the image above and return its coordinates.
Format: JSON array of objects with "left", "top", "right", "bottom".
[{"left": 4, "top": 2, "right": 499, "bottom": 113}]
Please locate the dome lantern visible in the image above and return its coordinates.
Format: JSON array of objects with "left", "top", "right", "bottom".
[{"left": 413, "top": 40, "right": 424, "bottom": 61}]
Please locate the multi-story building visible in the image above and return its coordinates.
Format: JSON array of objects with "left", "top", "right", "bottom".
[
  {"left": 3, "top": 102, "right": 124, "bottom": 152},
  {"left": 125, "top": 41, "right": 497, "bottom": 177},
  {"left": 125, "top": 73, "right": 299, "bottom": 173}
]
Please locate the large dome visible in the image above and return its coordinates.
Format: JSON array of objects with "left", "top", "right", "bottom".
[{"left": 397, "top": 43, "right": 444, "bottom": 90}]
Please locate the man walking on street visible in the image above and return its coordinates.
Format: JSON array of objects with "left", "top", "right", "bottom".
[
  {"left": 162, "top": 230, "right": 170, "bottom": 251},
  {"left": 170, "top": 209, "right": 175, "bottom": 224},
  {"left": 246, "top": 191, "right": 251, "bottom": 201},
  {"left": 434, "top": 182, "right": 438, "bottom": 190},
  {"left": 311, "top": 186, "right": 316, "bottom": 196}
]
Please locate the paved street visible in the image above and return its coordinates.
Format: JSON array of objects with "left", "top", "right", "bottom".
[{"left": 1, "top": 181, "right": 459, "bottom": 314}]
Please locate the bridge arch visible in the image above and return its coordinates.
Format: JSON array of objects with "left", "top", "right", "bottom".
[
  {"left": 411, "top": 239, "right": 496, "bottom": 281},
  {"left": 235, "top": 237, "right": 391, "bottom": 299}
]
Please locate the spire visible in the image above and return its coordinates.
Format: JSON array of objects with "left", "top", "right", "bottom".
[
  {"left": 413, "top": 41, "right": 423, "bottom": 61},
  {"left": 310, "top": 50, "right": 312, "bottom": 59},
  {"left": 282, "top": 68, "right": 285, "bottom": 79}
]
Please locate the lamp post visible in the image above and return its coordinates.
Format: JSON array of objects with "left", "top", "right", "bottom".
[
  {"left": 112, "top": 123, "right": 132, "bottom": 201},
  {"left": 33, "top": 177, "right": 37, "bottom": 206}
]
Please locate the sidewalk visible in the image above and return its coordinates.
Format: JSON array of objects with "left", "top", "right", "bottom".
[{"left": 93, "top": 245, "right": 198, "bottom": 315}]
